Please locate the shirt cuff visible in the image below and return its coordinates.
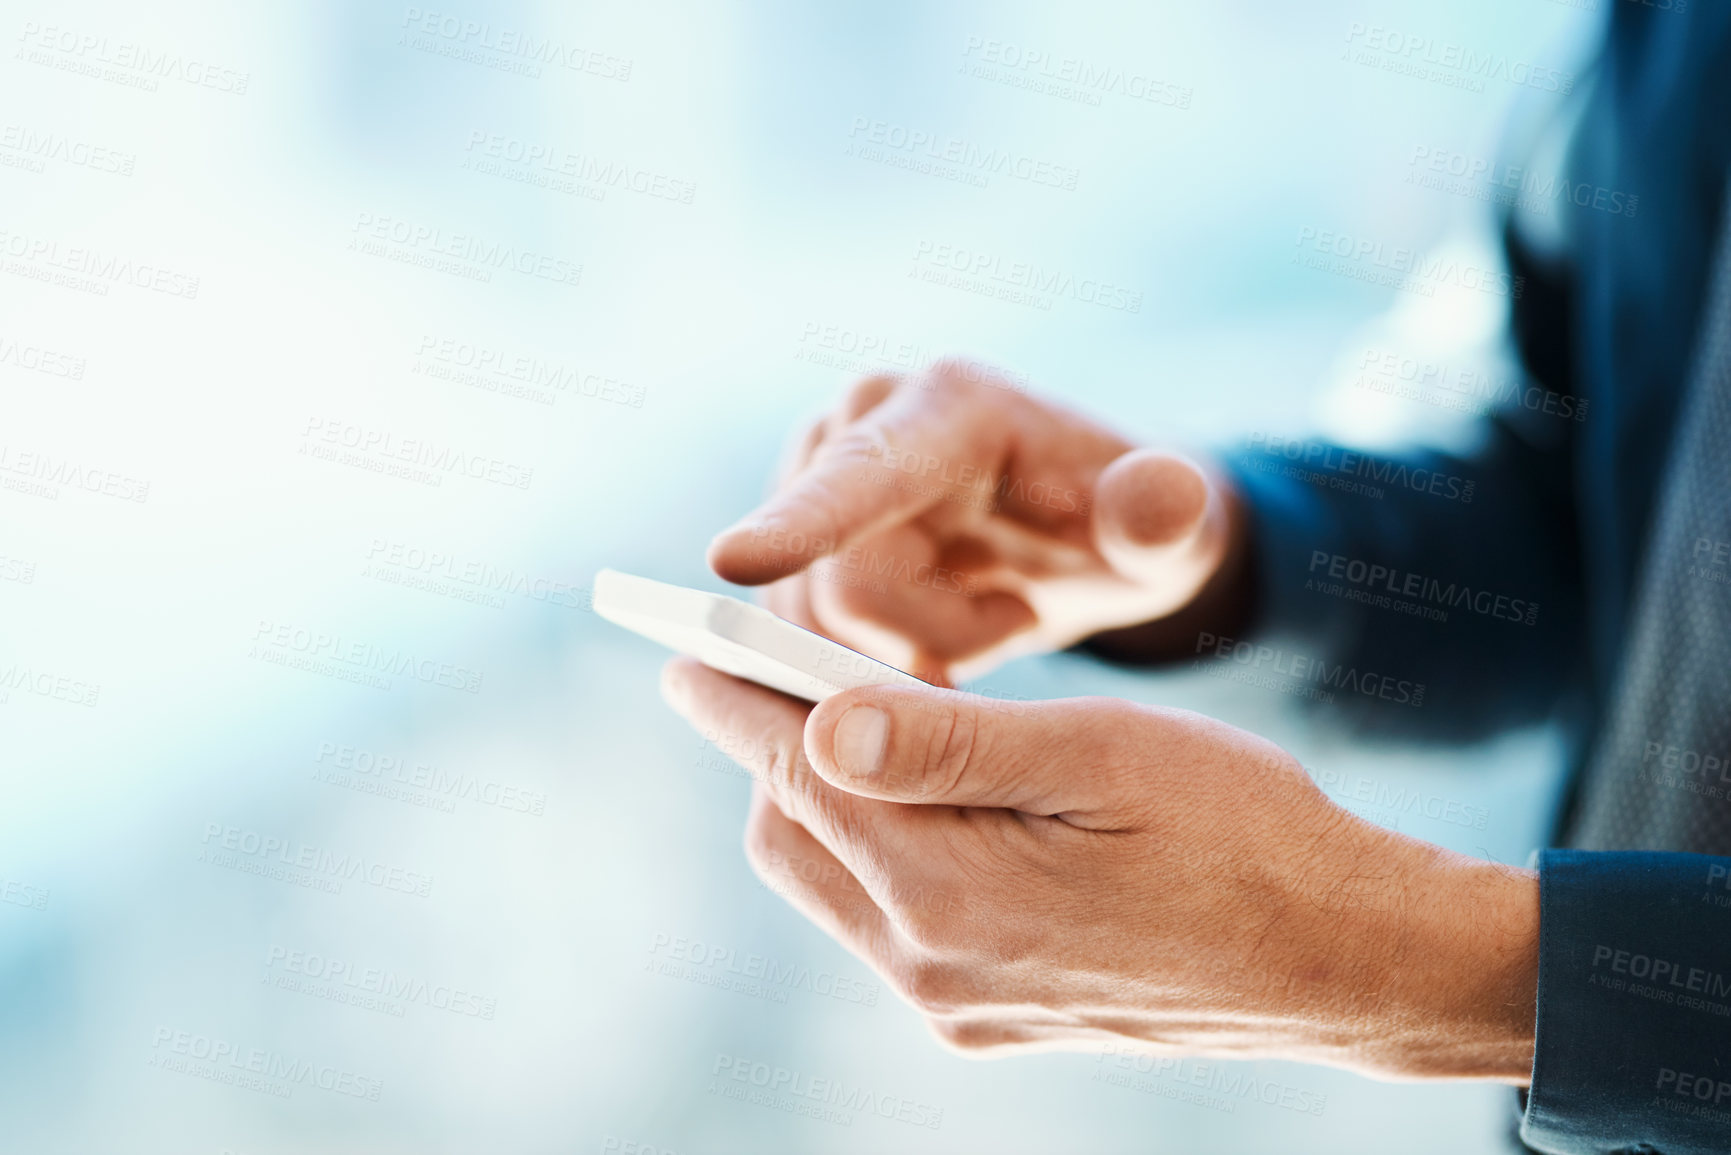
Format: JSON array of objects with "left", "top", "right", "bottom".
[{"left": 1522, "top": 848, "right": 1731, "bottom": 1155}]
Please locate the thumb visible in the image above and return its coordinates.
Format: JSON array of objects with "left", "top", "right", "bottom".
[
  {"left": 803, "top": 685, "right": 1126, "bottom": 820},
  {"left": 1090, "top": 448, "right": 1223, "bottom": 581}
]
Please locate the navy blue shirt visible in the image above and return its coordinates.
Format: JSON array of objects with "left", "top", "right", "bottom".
[{"left": 1223, "top": 6, "right": 1731, "bottom": 1152}]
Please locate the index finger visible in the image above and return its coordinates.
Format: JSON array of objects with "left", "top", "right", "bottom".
[{"left": 707, "top": 372, "right": 1011, "bottom": 585}]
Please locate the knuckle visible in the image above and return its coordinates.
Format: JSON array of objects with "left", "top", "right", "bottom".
[
  {"left": 895, "top": 959, "right": 962, "bottom": 1015},
  {"left": 786, "top": 414, "right": 825, "bottom": 457},
  {"left": 928, "top": 357, "right": 1017, "bottom": 400},
  {"left": 744, "top": 843, "right": 792, "bottom": 902},
  {"left": 840, "top": 373, "right": 899, "bottom": 417},
  {"left": 758, "top": 732, "right": 811, "bottom": 790},
  {"left": 822, "top": 563, "right": 889, "bottom": 618},
  {"left": 792, "top": 476, "right": 853, "bottom": 546},
  {"left": 893, "top": 896, "right": 962, "bottom": 951},
  {"left": 917, "top": 706, "right": 980, "bottom": 802},
  {"left": 758, "top": 739, "right": 793, "bottom": 786},
  {"left": 742, "top": 809, "right": 778, "bottom": 871},
  {"left": 825, "top": 424, "right": 891, "bottom": 466},
  {"left": 928, "top": 1018, "right": 1001, "bottom": 1054},
  {"left": 925, "top": 359, "right": 980, "bottom": 394},
  {"left": 778, "top": 420, "right": 827, "bottom": 485}
]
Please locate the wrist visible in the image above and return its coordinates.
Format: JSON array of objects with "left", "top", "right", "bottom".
[{"left": 1352, "top": 835, "right": 1539, "bottom": 1082}]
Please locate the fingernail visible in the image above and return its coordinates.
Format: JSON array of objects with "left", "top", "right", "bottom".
[{"left": 831, "top": 705, "right": 888, "bottom": 778}]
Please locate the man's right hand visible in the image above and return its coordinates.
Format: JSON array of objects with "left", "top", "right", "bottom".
[{"left": 707, "top": 362, "right": 1252, "bottom": 685}]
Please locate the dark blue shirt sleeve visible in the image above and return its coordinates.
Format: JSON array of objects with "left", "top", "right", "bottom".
[
  {"left": 1220, "top": 404, "right": 1582, "bottom": 740},
  {"left": 1524, "top": 849, "right": 1731, "bottom": 1155}
]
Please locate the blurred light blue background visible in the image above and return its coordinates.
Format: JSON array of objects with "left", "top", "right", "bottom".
[{"left": 0, "top": 1, "right": 1602, "bottom": 1151}]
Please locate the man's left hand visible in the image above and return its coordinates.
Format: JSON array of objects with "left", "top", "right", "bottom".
[{"left": 661, "top": 657, "right": 1539, "bottom": 1082}]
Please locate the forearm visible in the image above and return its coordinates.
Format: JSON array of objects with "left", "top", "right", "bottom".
[
  {"left": 1361, "top": 838, "right": 1539, "bottom": 1083},
  {"left": 1253, "top": 815, "right": 1539, "bottom": 1083}
]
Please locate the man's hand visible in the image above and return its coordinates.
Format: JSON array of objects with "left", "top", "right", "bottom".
[
  {"left": 707, "top": 363, "right": 1251, "bottom": 684},
  {"left": 663, "top": 657, "right": 1539, "bottom": 1082}
]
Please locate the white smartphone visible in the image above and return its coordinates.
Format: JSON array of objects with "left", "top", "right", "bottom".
[{"left": 592, "top": 568, "right": 928, "bottom": 702}]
